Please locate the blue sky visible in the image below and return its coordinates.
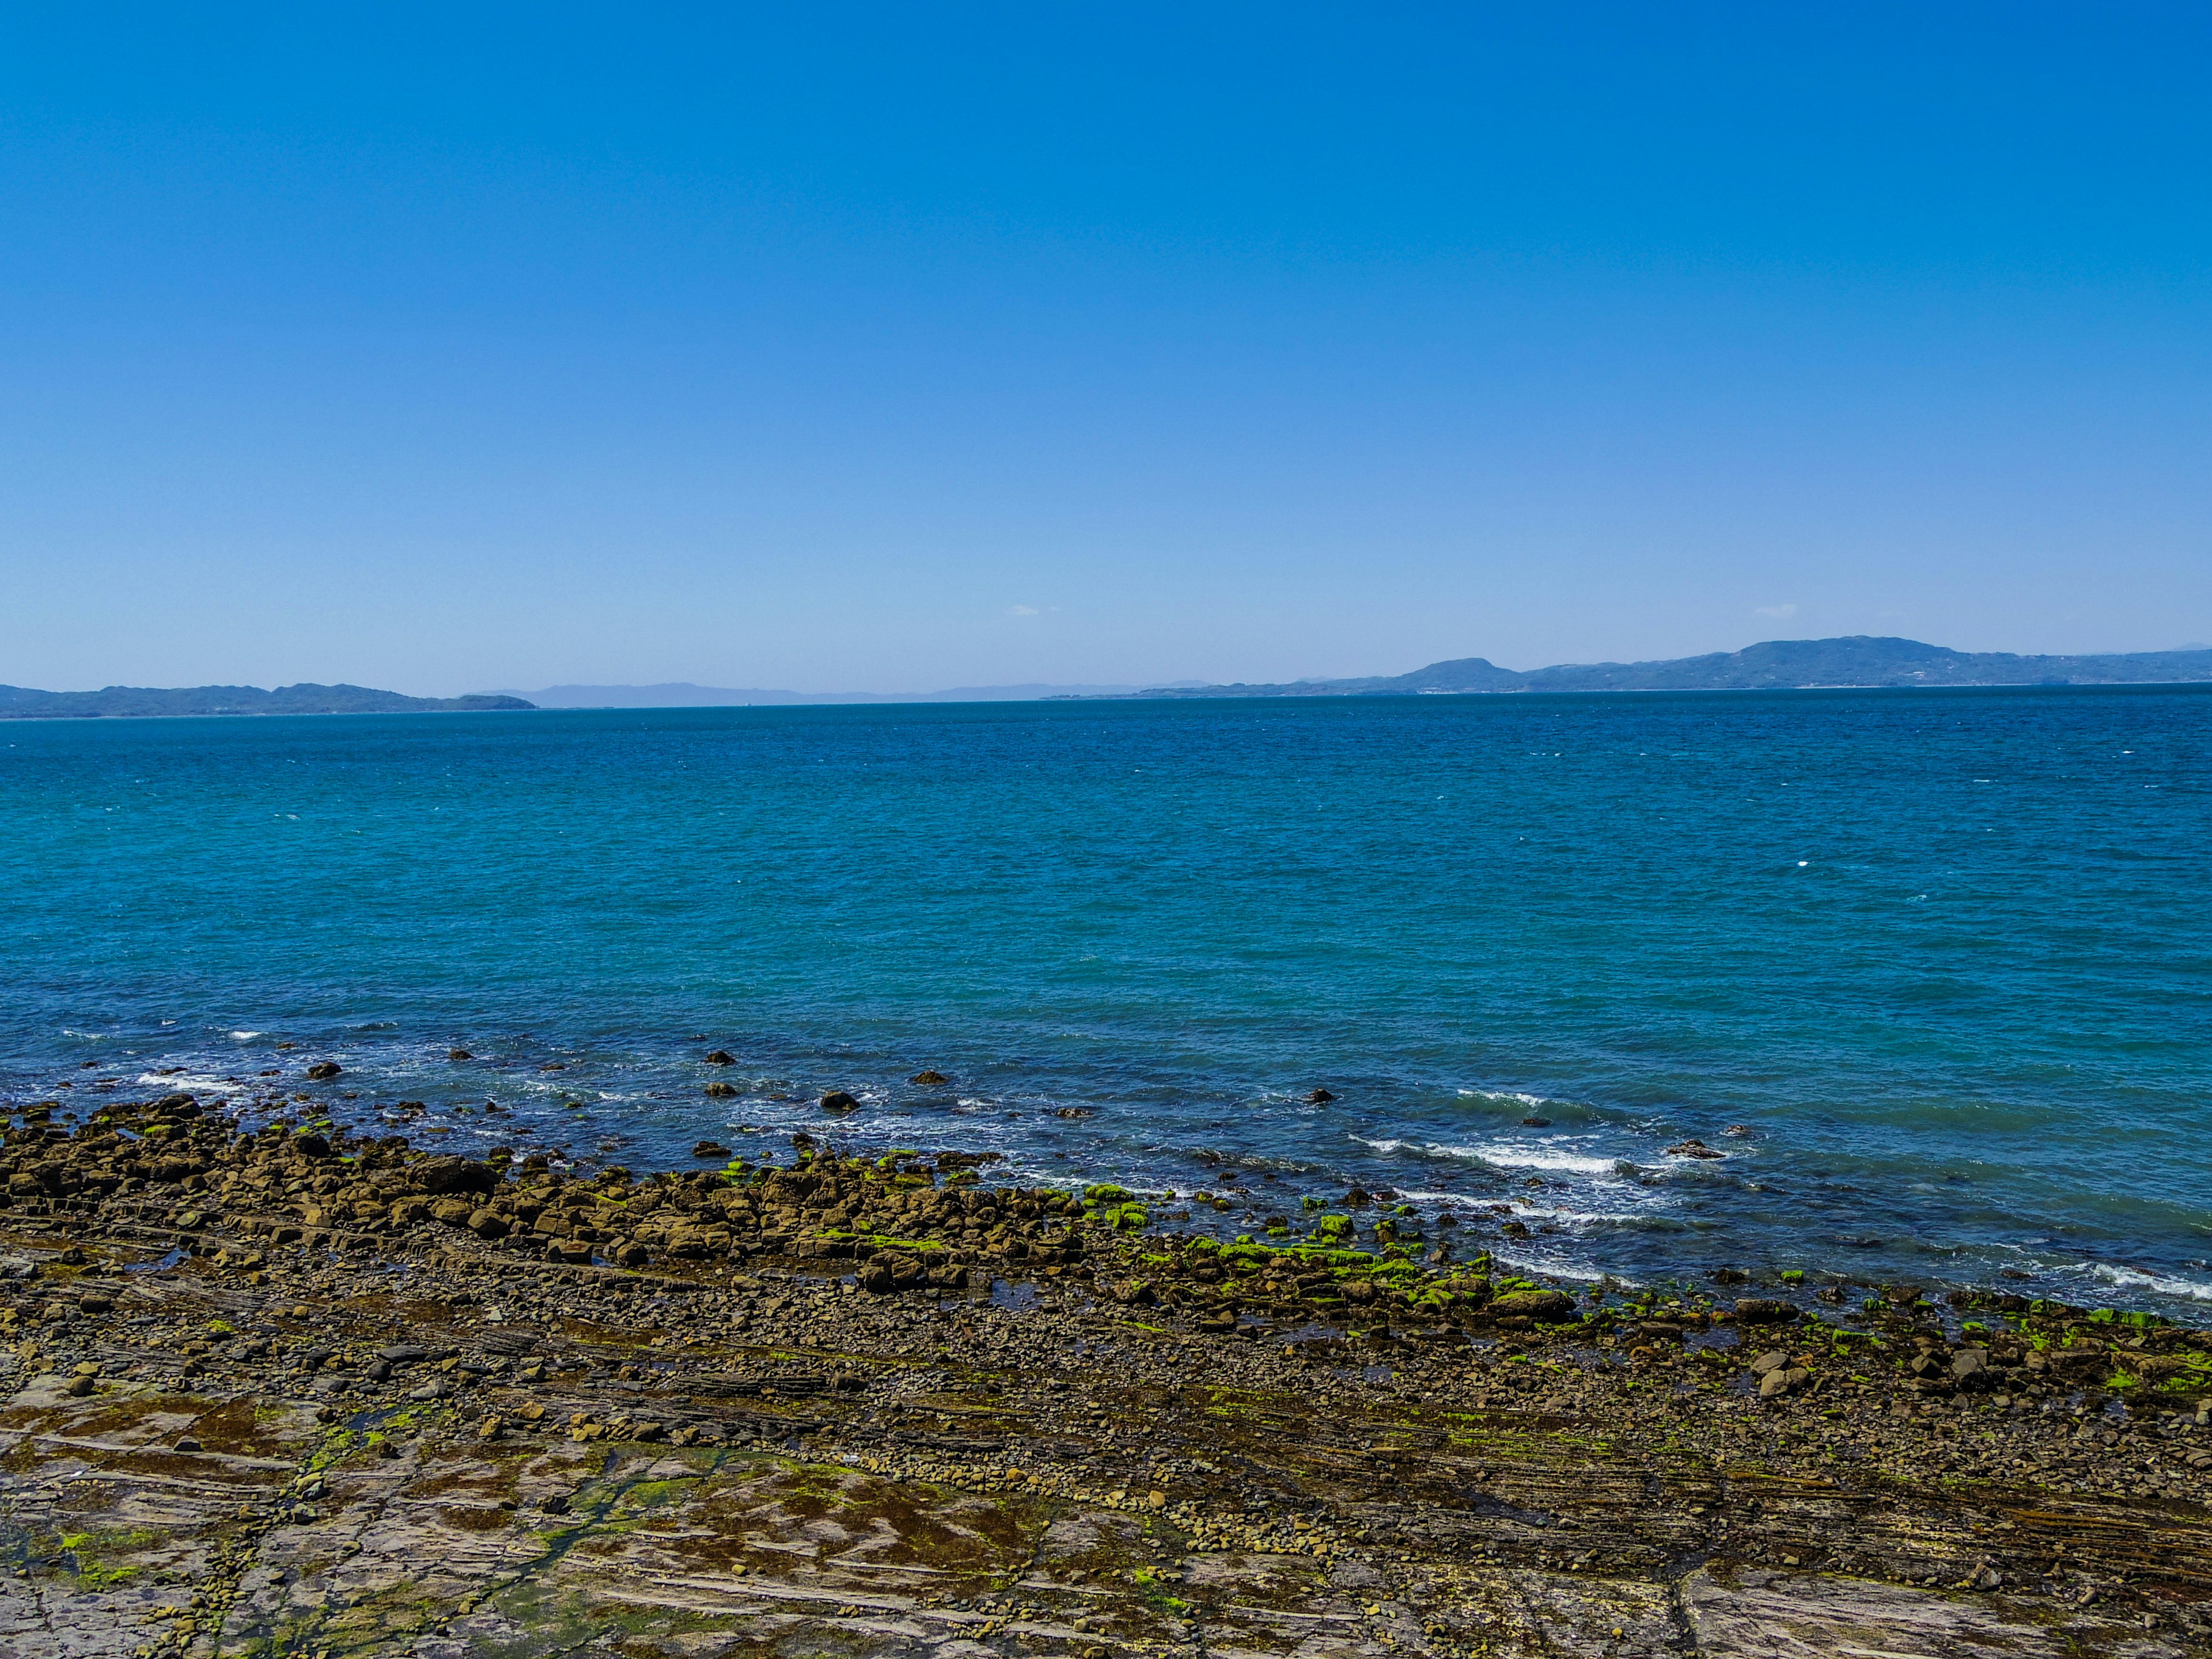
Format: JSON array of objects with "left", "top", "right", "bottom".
[{"left": 5, "top": 5, "right": 2210, "bottom": 694}]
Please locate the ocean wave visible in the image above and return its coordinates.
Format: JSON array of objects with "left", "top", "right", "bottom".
[
  {"left": 2078, "top": 1262, "right": 2212, "bottom": 1302},
  {"left": 229, "top": 1030, "right": 262, "bottom": 1040},
  {"left": 1353, "top": 1134, "right": 1628, "bottom": 1179},
  {"left": 135, "top": 1071, "right": 244, "bottom": 1094},
  {"left": 1454, "top": 1088, "right": 1569, "bottom": 1110}
]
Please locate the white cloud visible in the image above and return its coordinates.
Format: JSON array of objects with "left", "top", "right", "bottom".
[
  {"left": 1753, "top": 603, "right": 1798, "bottom": 620},
  {"left": 1008, "top": 604, "right": 1041, "bottom": 617}
]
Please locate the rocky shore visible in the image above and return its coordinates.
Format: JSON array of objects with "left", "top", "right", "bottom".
[{"left": 2, "top": 1085, "right": 2208, "bottom": 1658}]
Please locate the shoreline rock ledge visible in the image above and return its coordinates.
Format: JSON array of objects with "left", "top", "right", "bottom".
[{"left": 0, "top": 1096, "right": 2207, "bottom": 1657}]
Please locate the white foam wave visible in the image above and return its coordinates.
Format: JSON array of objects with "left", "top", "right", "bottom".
[
  {"left": 1454, "top": 1088, "right": 1565, "bottom": 1109},
  {"left": 135, "top": 1071, "right": 243, "bottom": 1094},
  {"left": 229, "top": 1031, "right": 262, "bottom": 1040},
  {"left": 2079, "top": 1262, "right": 2212, "bottom": 1303},
  {"left": 1355, "top": 1134, "right": 1627, "bottom": 1179}
]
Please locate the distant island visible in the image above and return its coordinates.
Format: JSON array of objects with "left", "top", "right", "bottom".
[
  {"left": 0, "top": 683, "right": 536, "bottom": 720},
  {"left": 495, "top": 680, "right": 1202, "bottom": 708},
  {"left": 1116, "top": 636, "right": 2212, "bottom": 699}
]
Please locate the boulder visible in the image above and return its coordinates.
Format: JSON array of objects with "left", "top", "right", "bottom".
[
  {"left": 1306, "top": 1088, "right": 1336, "bottom": 1104},
  {"left": 1487, "top": 1289, "right": 1577, "bottom": 1323},
  {"left": 820, "top": 1091, "right": 861, "bottom": 1113},
  {"left": 416, "top": 1156, "right": 496, "bottom": 1197},
  {"left": 704, "top": 1082, "right": 738, "bottom": 1099},
  {"left": 1734, "top": 1297, "right": 1800, "bottom": 1324},
  {"left": 304, "top": 1062, "right": 343, "bottom": 1081},
  {"left": 909, "top": 1070, "right": 949, "bottom": 1086},
  {"left": 705, "top": 1050, "right": 736, "bottom": 1065}
]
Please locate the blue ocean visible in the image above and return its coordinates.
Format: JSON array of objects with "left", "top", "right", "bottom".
[{"left": 3, "top": 688, "right": 2207, "bottom": 1316}]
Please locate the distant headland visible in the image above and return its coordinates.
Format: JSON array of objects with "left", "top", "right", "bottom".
[
  {"left": 1111, "top": 635, "right": 2212, "bottom": 699},
  {"left": 0, "top": 683, "right": 535, "bottom": 720}
]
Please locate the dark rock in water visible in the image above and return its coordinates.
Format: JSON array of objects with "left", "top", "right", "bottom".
[
  {"left": 304, "top": 1062, "right": 343, "bottom": 1081},
  {"left": 1722, "top": 1124, "right": 1754, "bottom": 1137},
  {"left": 1053, "top": 1106, "right": 1092, "bottom": 1119},
  {"left": 1499, "top": 1220, "right": 1530, "bottom": 1237},
  {"left": 1488, "top": 1289, "right": 1576, "bottom": 1323},
  {"left": 1344, "top": 1187, "right": 1372, "bottom": 1207},
  {"left": 705, "top": 1050, "right": 737, "bottom": 1065},
  {"left": 820, "top": 1091, "right": 861, "bottom": 1113},
  {"left": 448, "top": 1048, "right": 472, "bottom": 1060},
  {"left": 704, "top": 1081, "right": 738, "bottom": 1099},
  {"left": 1881, "top": 1282, "right": 1925, "bottom": 1305},
  {"left": 692, "top": 1140, "right": 732, "bottom": 1160},
  {"left": 1520, "top": 1116, "right": 1552, "bottom": 1128},
  {"left": 1712, "top": 1267, "right": 1750, "bottom": 1285},
  {"left": 1306, "top": 1088, "right": 1336, "bottom": 1104},
  {"left": 1734, "top": 1297, "right": 1800, "bottom": 1324},
  {"left": 909, "top": 1070, "right": 949, "bottom": 1086},
  {"left": 1664, "top": 1138, "right": 1724, "bottom": 1159}
]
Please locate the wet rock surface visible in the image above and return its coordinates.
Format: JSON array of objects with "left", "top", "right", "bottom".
[{"left": 0, "top": 1100, "right": 2206, "bottom": 1657}]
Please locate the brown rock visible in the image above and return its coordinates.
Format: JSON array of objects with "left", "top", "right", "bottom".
[
  {"left": 1734, "top": 1297, "right": 1800, "bottom": 1325},
  {"left": 304, "top": 1061, "right": 343, "bottom": 1081},
  {"left": 1487, "top": 1290, "right": 1577, "bottom": 1323},
  {"left": 821, "top": 1091, "right": 861, "bottom": 1113}
]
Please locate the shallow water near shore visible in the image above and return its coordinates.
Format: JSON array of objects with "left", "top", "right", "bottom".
[{"left": 2, "top": 687, "right": 2208, "bottom": 1315}]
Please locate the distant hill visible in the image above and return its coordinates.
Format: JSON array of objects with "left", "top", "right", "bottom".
[
  {"left": 0, "top": 683, "right": 535, "bottom": 720},
  {"left": 1127, "top": 637, "right": 2212, "bottom": 699},
  {"left": 502, "top": 681, "right": 1194, "bottom": 707}
]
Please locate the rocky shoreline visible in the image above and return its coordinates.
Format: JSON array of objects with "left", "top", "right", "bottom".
[{"left": 2, "top": 1085, "right": 2209, "bottom": 1657}]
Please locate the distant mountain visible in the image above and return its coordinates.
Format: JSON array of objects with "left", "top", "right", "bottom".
[
  {"left": 502, "top": 681, "right": 1194, "bottom": 708},
  {"left": 1127, "top": 638, "right": 2212, "bottom": 699},
  {"left": 0, "top": 683, "right": 535, "bottom": 720}
]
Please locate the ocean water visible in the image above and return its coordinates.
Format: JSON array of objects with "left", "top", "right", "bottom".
[{"left": 2, "top": 688, "right": 2207, "bottom": 1316}]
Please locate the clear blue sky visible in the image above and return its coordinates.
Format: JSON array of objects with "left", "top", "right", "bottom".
[{"left": 5, "top": 5, "right": 2210, "bottom": 695}]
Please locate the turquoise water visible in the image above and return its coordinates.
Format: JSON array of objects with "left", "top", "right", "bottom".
[{"left": 3, "top": 688, "right": 2207, "bottom": 1314}]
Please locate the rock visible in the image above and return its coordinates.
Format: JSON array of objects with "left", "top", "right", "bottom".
[
  {"left": 692, "top": 1141, "right": 732, "bottom": 1159},
  {"left": 1664, "top": 1138, "right": 1724, "bottom": 1159},
  {"left": 416, "top": 1156, "right": 496, "bottom": 1196},
  {"left": 1520, "top": 1116, "right": 1552, "bottom": 1128},
  {"left": 1734, "top": 1297, "right": 1800, "bottom": 1325},
  {"left": 1711, "top": 1267, "right": 1751, "bottom": 1285},
  {"left": 705, "top": 1081, "right": 739, "bottom": 1098},
  {"left": 1747, "top": 1350, "right": 1790, "bottom": 1375},
  {"left": 1054, "top": 1107, "right": 1093, "bottom": 1119},
  {"left": 820, "top": 1091, "right": 861, "bottom": 1113},
  {"left": 293, "top": 1133, "right": 331, "bottom": 1158},
  {"left": 705, "top": 1050, "right": 737, "bottom": 1065},
  {"left": 1487, "top": 1290, "right": 1576, "bottom": 1323},
  {"left": 1306, "top": 1088, "right": 1336, "bottom": 1104},
  {"left": 1951, "top": 1347, "right": 1990, "bottom": 1386},
  {"left": 909, "top": 1070, "right": 949, "bottom": 1086},
  {"left": 304, "top": 1061, "right": 343, "bottom": 1081},
  {"left": 470, "top": 1209, "right": 510, "bottom": 1240},
  {"left": 448, "top": 1048, "right": 472, "bottom": 1060}
]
